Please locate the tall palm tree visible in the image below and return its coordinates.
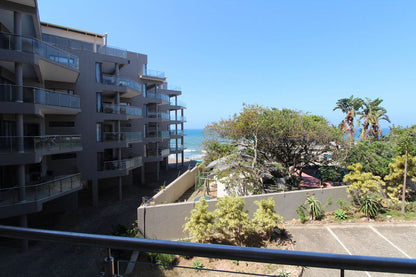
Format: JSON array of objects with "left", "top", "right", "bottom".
[
  {"left": 333, "top": 95, "right": 363, "bottom": 140},
  {"left": 358, "top": 97, "right": 390, "bottom": 140}
]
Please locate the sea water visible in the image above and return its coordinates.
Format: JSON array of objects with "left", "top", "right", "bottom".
[{"left": 183, "top": 129, "right": 205, "bottom": 160}]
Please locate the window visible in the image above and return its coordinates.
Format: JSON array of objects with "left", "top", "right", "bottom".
[
  {"left": 96, "top": 123, "right": 102, "bottom": 142},
  {"left": 96, "top": 92, "right": 102, "bottom": 112},
  {"left": 95, "top": 63, "right": 102, "bottom": 83}
]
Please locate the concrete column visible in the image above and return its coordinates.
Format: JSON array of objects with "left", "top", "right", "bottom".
[
  {"left": 92, "top": 179, "right": 98, "bottom": 206},
  {"left": 14, "top": 11, "right": 22, "bottom": 51},
  {"left": 19, "top": 215, "right": 28, "bottom": 251},
  {"left": 118, "top": 176, "right": 122, "bottom": 201},
  {"left": 15, "top": 63, "right": 23, "bottom": 102}
]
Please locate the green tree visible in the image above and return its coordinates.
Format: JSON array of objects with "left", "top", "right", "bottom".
[
  {"left": 214, "top": 196, "right": 251, "bottom": 245},
  {"left": 384, "top": 155, "right": 416, "bottom": 201},
  {"left": 333, "top": 95, "right": 363, "bottom": 140},
  {"left": 358, "top": 97, "right": 390, "bottom": 140},
  {"left": 343, "top": 163, "right": 385, "bottom": 203},
  {"left": 183, "top": 198, "right": 215, "bottom": 243},
  {"left": 252, "top": 198, "right": 284, "bottom": 240}
]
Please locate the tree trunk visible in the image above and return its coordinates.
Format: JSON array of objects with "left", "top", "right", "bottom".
[{"left": 401, "top": 149, "right": 408, "bottom": 214}]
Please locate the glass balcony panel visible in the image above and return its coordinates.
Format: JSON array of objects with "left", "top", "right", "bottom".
[
  {"left": 102, "top": 132, "right": 141, "bottom": 142},
  {"left": 101, "top": 103, "right": 141, "bottom": 116},
  {"left": 0, "top": 174, "right": 81, "bottom": 207},
  {"left": 143, "top": 69, "right": 165, "bottom": 78},
  {"left": 97, "top": 45, "right": 127, "bottom": 59},
  {"left": 0, "top": 32, "right": 79, "bottom": 70},
  {"left": 0, "top": 84, "right": 80, "bottom": 109},
  {"left": 102, "top": 76, "right": 142, "bottom": 93},
  {"left": 0, "top": 135, "right": 81, "bottom": 153},
  {"left": 101, "top": 156, "right": 142, "bottom": 171}
]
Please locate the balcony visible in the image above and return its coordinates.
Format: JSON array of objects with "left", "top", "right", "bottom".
[
  {"left": 0, "top": 84, "right": 81, "bottom": 115},
  {"left": 145, "top": 90, "right": 169, "bottom": 104},
  {"left": 0, "top": 135, "right": 82, "bottom": 166},
  {"left": 0, "top": 173, "right": 82, "bottom": 219},
  {"left": 96, "top": 45, "right": 127, "bottom": 59},
  {"left": 146, "top": 111, "right": 170, "bottom": 122},
  {"left": 145, "top": 131, "right": 170, "bottom": 141},
  {"left": 144, "top": 148, "right": 170, "bottom": 162},
  {"left": 170, "top": 146, "right": 185, "bottom": 153},
  {"left": 97, "top": 156, "right": 143, "bottom": 179},
  {"left": 99, "top": 103, "right": 142, "bottom": 120},
  {"left": 169, "top": 100, "right": 187, "bottom": 109},
  {"left": 140, "top": 69, "right": 166, "bottom": 83},
  {"left": 170, "top": 116, "right": 187, "bottom": 122},
  {"left": 0, "top": 32, "right": 79, "bottom": 82},
  {"left": 102, "top": 75, "right": 142, "bottom": 98},
  {"left": 158, "top": 84, "right": 182, "bottom": 95},
  {"left": 99, "top": 132, "right": 142, "bottom": 150},
  {"left": 169, "top": 130, "right": 186, "bottom": 136}
]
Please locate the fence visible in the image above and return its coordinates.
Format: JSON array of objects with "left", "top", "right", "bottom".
[
  {"left": 0, "top": 225, "right": 414, "bottom": 277},
  {"left": 138, "top": 186, "right": 349, "bottom": 240}
]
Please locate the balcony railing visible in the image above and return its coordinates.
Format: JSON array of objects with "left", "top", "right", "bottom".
[
  {"left": 0, "top": 226, "right": 415, "bottom": 277},
  {"left": 101, "top": 156, "right": 143, "bottom": 171},
  {"left": 102, "top": 132, "right": 142, "bottom": 143},
  {"left": 142, "top": 69, "right": 165, "bottom": 79},
  {"left": 159, "top": 84, "right": 181, "bottom": 91},
  {"left": 170, "top": 100, "right": 187, "bottom": 108},
  {"left": 97, "top": 45, "right": 127, "bottom": 59},
  {"left": 169, "top": 130, "right": 185, "bottom": 136},
  {"left": 0, "top": 32, "right": 79, "bottom": 70},
  {"left": 171, "top": 116, "right": 187, "bottom": 122},
  {"left": 101, "top": 103, "right": 142, "bottom": 116},
  {"left": 0, "top": 173, "right": 81, "bottom": 207},
  {"left": 0, "top": 135, "right": 81, "bottom": 154},
  {"left": 102, "top": 75, "right": 142, "bottom": 92},
  {"left": 145, "top": 91, "right": 170, "bottom": 102},
  {"left": 161, "top": 148, "right": 170, "bottom": 156},
  {"left": 0, "top": 84, "right": 80, "bottom": 109},
  {"left": 146, "top": 111, "right": 169, "bottom": 120},
  {"left": 145, "top": 131, "right": 170, "bottom": 139},
  {"left": 170, "top": 146, "right": 185, "bottom": 152}
]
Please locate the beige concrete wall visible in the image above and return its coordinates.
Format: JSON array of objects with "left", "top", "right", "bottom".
[
  {"left": 137, "top": 186, "right": 349, "bottom": 240},
  {"left": 151, "top": 166, "right": 199, "bottom": 204}
]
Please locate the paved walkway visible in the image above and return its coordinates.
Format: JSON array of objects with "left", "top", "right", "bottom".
[{"left": 286, "top": 223, "right": 416, "bottom": 277}]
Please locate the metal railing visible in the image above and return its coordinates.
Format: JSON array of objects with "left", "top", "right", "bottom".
[
  {"left": 96, "top": 45, "right": 127, "bottom": 59},
  {"left": 170, "top": 146, "right": 185, "bottom": 152},
  {"left": 170, "top": 100, "right": 186, "bottom": 108},
  {"left": 169, "top": 130, "right": 185, "bottom": 136},
  {"left": 0, "top": 84, "right": 80, "bottom": 108},
  {"left": 102, "top": 75, "right": 142, "bottom": 92},
  {"left": 0, "top": 225, "right": 415, "bottom": 276},
  {"left": 142, "top": 69, "right": 165, "bottom": 79},
  {"left": 145, "top": 131, "right": 169, "bottom": 139},
  {"left": 145, "top": 90, "right": 169, "bottom": 102},
  {"left": 171, "top": 115, "right": 186, "bottom": 122},
  {"left": 0, "top": 173, "right": 81, "bottom": 207},
  {"left": 101, "top": 156, "right": 143, "bottom": 171},
  {"left": 0, "top": 32, "right": 79, "bottom": 70},
  {"left": 146, "top": 111, "right": 169, "bottom": 120},
  {"left": 101, "top": 103, "right": 142, "bottom": 116},
  {"left": 159, "top": 84, "right": 181, "bottom": 91},
  {"left": 0, "top": 135, "right": 81, "bottom": 153},
  {"left": 102, "top": 132, "right": 142, "bottom": 142}
]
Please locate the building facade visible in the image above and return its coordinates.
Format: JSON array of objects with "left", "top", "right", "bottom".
[{"left": 0, "top": 0, "right": 185, "bottom": 240}]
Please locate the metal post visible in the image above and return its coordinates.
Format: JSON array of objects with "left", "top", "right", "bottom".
[
  {"left": 340, "top": 268, "right": 345, "bottom": 277},
  {"left": 104, "top": 248, "right": 115, "bottom": 277}
]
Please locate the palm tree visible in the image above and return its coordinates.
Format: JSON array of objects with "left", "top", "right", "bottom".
[
  {"left": 358, "top": 97, "right": 390, "bottom": 140},
  {"left": 333, "top": 95, "right": 363, "bottom": 140}
]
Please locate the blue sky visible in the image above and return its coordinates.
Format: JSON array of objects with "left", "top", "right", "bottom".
[{"left": 38, "top": 0, "right": 416, "bottom": 129}]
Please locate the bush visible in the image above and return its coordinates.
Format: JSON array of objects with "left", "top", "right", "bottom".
[
  {"left": 147, "top": 253, "right": 177, "bottom": 269},
  {"left": 193, "top": 260, "right": 204, "bottom": 271},
  {"left": 334, "top": 209, "right": 348, "bottom": 221},
  {"left": 183, "top": 198, "right": 215, "bottom": 243},
  {"left": 337, "top": 198, "right": 352, "bottom": 212},
  {"left": 360, "top": 194, "right": 382, "bottom": 219},
  {"left": 252, "top": 198, "right": 284, "bottom": 240},
  {"left": 214, "top": 196, "right": 251, "bottom": 245},
  {"left": 305, "top": 195, "right": 324, "bottom": 220},
  {"left": 296, "top": 205, "right": 307, "bottom": 223}
]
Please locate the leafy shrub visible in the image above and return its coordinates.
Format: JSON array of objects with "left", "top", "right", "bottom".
[
  {"left": 183, "top": 198, "right": 215, "bottom": 243},
  {"left": 337, "top": 198, "right": 352, "bottom": 212},
  {"left": 405, "top": 201, "right": 416, "bottom": 212},
  {"left": 214, "top": 196, "right": 251, "bottom": 245},
  {"left": 305, "top": 195, "right": 324, "bottom": 220},
  {"left": 193, "top": 260, "right": 204, "bottom": 271},
  {"left": 360, "top": 194, "right": 382, "bottom": 219},
  {"left": 296, "top": 205, "right": 307, "bottom": 223},
  {"left": 334, "top": 209, "right": 348, "bottom": 221},
  {"left": 147, "top": 253, "right": 177, "bottom": 269},
  {"left": 252, "top": 198, "right": 284, "bottom": 240}
]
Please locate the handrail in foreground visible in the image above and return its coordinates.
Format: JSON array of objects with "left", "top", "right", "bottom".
[{"left": 0, "top": 225, "right": 415, "bottom": 275}]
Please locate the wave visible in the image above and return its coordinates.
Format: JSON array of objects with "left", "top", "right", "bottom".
[{"left": 184, "top": 149, "right": 197, "bottom": 153}]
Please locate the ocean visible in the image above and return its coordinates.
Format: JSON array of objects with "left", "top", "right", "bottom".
[{"left": 183, "top": 129, "right": 205, "bottom": 160}]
